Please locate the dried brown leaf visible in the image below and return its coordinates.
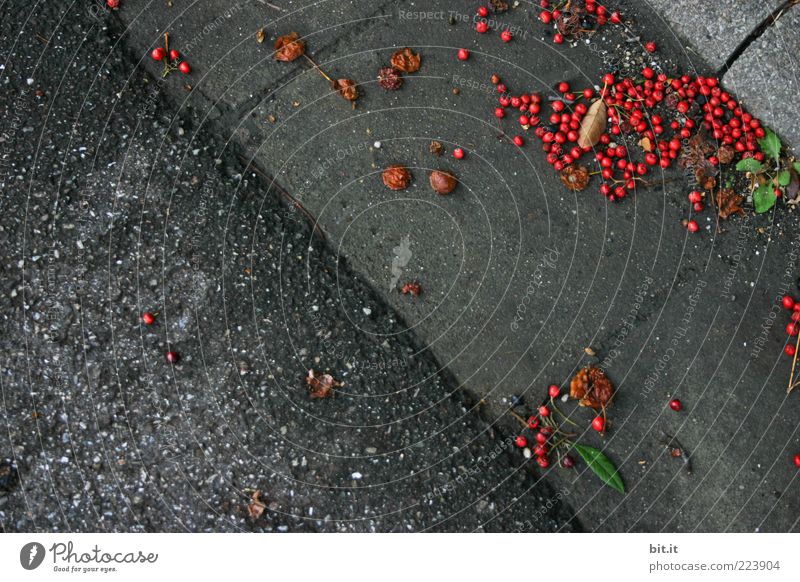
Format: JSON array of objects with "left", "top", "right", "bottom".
[
  {"left": 577, "top": 100, "right": 607, "bottom": 149},
  {"left": 390, "top": 48, "right": 421, "bottom": 74},
  {"left": 306, "top": 369, "right": 342, "bottom": 399},
  {"left": 429, "top": 140, "right": 444, "bottom": 156},
  {"left": 716, "top": 188, "right": 745, "bottom": 219},
  {"left": 560, "top": 165, "right": 590, "bottom": 191},
  {"left": 247, "top": 490, "right": 267, "bottom": 519},
  {"left": 256, "top": 28, "right": 266, "bottom": 44},
  {"left": 332, "top": 78, "right": 358, "bottom": 101},
  {"left": 717, "top": 145, "right": 735, "bottom": 165},
  {"left": 569, "top": 366, "right": 614, "bottom": 409},
  {"left": 638, "top": 136, "right": 653, "bottom": 153},
  {"left": 274, "top": 32, "right": 305, "bottom": 62}
]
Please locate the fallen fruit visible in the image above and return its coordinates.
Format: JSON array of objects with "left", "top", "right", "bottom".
[
  {"left": 453, "top": 147, "right": 465, "bottom": 160},
  {"left": 142, "top": 312, "right": 156, "bottom": 325},
  {"left": 457, "top": 48, "right": 470, "bottom": 61},
  {"left": 429, "top": 170, "right": 458, "bottom": 194},
  {"left": 548, "top": 384, "right": 560, "bottom": 398},
  {"left": 515, "top": 436, "right": 528, "bottom": 448},
  {"left": 669, "top": 398, "right": 682, "bottom": 412},
  {"left": 382, "top": 165, "right": 412, "bottom": 190},
  {"left": 178, "top": 61, "right": 191, "bottom": 74},
  {"left": 166, "top": 351, "right": 180, "bottom": 364},
  {"left": 378, "top": 67, "right": 403, "bottom": 90},
  {"left": 591, "top": 416, "right": 605, "bottom": 432},
  {"left": 151, "top": 47, "right": 166, "bottom": 61}
]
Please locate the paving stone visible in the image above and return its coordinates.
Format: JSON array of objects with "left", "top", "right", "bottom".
[
  {"left": 647, "top": 0, "right": 784, "bottom": 70},
  {"left": 723, "top": 5, "right": 800, "bottom": 151}
]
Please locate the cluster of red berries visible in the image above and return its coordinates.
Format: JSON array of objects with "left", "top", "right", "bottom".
[
  {"left": 151, "top": 45, "right": 191, "bottom": 75},
  {"left": 538, "top": 0, "right": 622, "bottom": 45},
  {"left": 142, "top": 312, "right": 180, "bottom": 363},
  {"left": 474, "top": 5, "right": 514, "bottom": 42},
  {"left": 781, "top": 295, "right": 800, "bottom": 357},
  {"left": 490, "top": 68, "right": 767, "bottom": 204}
]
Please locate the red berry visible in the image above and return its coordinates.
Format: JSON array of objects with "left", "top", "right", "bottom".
[
  {"left": 602, "top": 73, "right": 615, "bottom": 86},
  {"left": 179, "top": 61, "right": 191, "bottom": 74},
  {"left": 151, "top": 47, "right": 166, "bottom": 61},
  {"left": 527, "top": 416, "right": 540, "bottom": 429},
  {"left": 536, "top": 456, "right": 550, "bottom": 468},
  {"left": 794, "top": 454, "right": 800, "bottom": 468},
  {"left": 535, "top": 431, "right": 548, "bottom": 444},
  {"left": 495, "top": 107, "right": 505, "bottom": 119},
  {"left": 583, "top": 88, "right": 594, "bottom": 99},
  {"left": 476, "top": 21, "right": 489, "bottom": 33},
  {"left": 515, "top": 435, "right": 528, "bottom": 448},
  {"left": 688, "top": 191, "right": 702, "bottom": 204},
  {"left": 513, "top": 135, "right": 524, "bottom": 147},
  {"left": 534, "top": 444, "right": 548, "bottom": 457},
  {"left": 642, "top": 67, "right": 655, "bottom": 80},
  {"left": 538, "top": 405, "right": 550, "bottom": 417},
  {"left": 453, "top": 147, "right": 465, "bottom": 160},
  {"left": 457, "top": 48, "right": 470, "bottom": 61},
  {"left": 553, "top": 33, "right": 564, "bottom": 44},
  {"left": 548, "top": 384, "right": 560, "bottom": 398},
  {"left": 782, "top": 295, "right": 795, "bottom": 310},
  {"left": 785, "top": 345, "right": 796, "bottom": 357},
  {"left": 669, "top": 398, "right": 682, "bottom": 412},
  {"left": 478, "top": 6, "right": 489, "bottom": 17},
  {"left": 561, "top": 455, "right": 575, "bottom": 468},
  {"left": 166, "top": 351, "right": 180, "bottom": 364},
  {"left": 558, "top": 81, "right": 570, "bottom": 93},
  {"left": 501, "top": 30, "right": 513, "bottom": 43},
  {"left": 610, "top": 11, "right": 622, "bottom": 24},
  {"left": 686, "top": 220, "right": 699, "bottom": 233},
  {"left": 787, "top": 322, "right": 799, "bottom": 336},
  {"left": 540, "top": 11, "right": 552, "bottom": 24},
  {"left": 169, "top": 49, "right": 180, "bottom": 61},
  {"left": 107, "top": 0, "right": 120, "bottom": 8},
  {"left": 591, "top": 416, "right": 605, "bottom": 432},
  {"left": 645, "top": 41, "right": 657, "bottom": 53},
  {"left": 142, "top": 312, "right": 156, "bottom": 325}
]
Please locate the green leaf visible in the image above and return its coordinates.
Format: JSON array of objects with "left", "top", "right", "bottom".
[
  {"left": 753, "top": 184, "right": 777, "bottom": 214},
  {"left": 573, "top": 444, "right": 625, "bottom": 493},
  {"left": 778, "top": 170, "right": 791, "bottom": 186},
  {"left": 735, "top": 158, "right": 763, "bottom": 173},
  {"left": 758, "top": 128, "right": 782, "bottom": 162},
  {"left": 793, "top": 162, "right": 800, "bottom": 174}
]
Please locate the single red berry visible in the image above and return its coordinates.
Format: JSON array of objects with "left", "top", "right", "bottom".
[
  {"left": 107, "top": 0, "right": 120, "bottom": 8},
  {"left": 501, "top": 30, "right": 513, "bottom": 43},
  {"left": 540, "top": 11, "right": 552, "bottom": 24},
  {"left": 602, "top": 73, "right": 615, "bottom": 86},
  {"left": 645, "top": 41, "right": 656, "bottom": 53},
  {"left": 495, "top": 107, "right": 505, "bottom": 119},
  {"left": 538, "top": 405, "right": 550, "bottom": 417},
  {"left": 533, "top": 444, "right": 548, "bottom": 457},
  {"left": 794, "top": 454, "right": 800, "bottom": 468},
  {"left": 535, "top": 431, "right": 548, "bottom": 444},
  {"left": 591, "top": 416, "right": 605, "bottom": 432},
  {"left": 453, "top": 147, "right": 465, "bottom": 160},
  {"left": 686, "top": 220, "right": 699, "bottom": 233},
  {"left": 688, "top": 190, "right": 702, "bottom": 204},
  {"left": 669, "top": 398, "right": 682, "bottom": 412},
  {"left": 476, "top": 21, "right": 489, "bottom": 33},
  {"left": 787, "top": 322, "right": 799, "bottom": 336},
  {"left": 642, "top": 67, "right": 655, "bottom": 80},
  {"left": 583, "top": 88, "right": 594, "bottom": 99},
  {"left": 477, "top": 6, "right": 489, "bottom": 17},
  {"left": 169, "top": 49, "right": 180, "bottom": 61},
  {"left": 179, "top": 61, "right": 191, "bottom": 74},
  {"left": 151, "top": 47, "right": 166, "bottom": 61},
  {"left": 457, "top": 48, "right": 470, "bottom": 61},
  {"left": 548, "top": 384, "right": 560, "bottom": 398},
  {"left": 553, "top": 33, "right": 564, "bottom": 44},
  {"left": 610, "top": 11, "right": 622, "bottom": 24},
  {"left": 785, "top": 345, "right": 796, "bottom": 357},
  {"left": 557, "top": 81, "right": 570, "bottom": 93},
  {"left": 536, "top": 456, "right": 550, "bottom": 468},
  {"left": 166, "top": 351, "right": 180, "bottom": 364},
  {"left": 515, "top": 435, "right": 528, "bottom": 448},
  {"left": 513, "top": 135, "right": 524, "bottom": 147},
  {"left": 782, "top": 295, "right": 795, "bottom": 310},
  {"left": 561, "top": 455, "right": 575, "bottom": 469},
  {"left": 527, "top": 416, "right": 540, "bottom": 429},
  {"left": 142, "top": 312, "right": 156, "bottom": 325}
]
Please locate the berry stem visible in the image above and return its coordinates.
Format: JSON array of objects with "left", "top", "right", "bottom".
[
  {"left": 788, "top": 330, "right": 800, "bottom": 394},
  {"left": 303, "top": 54, "right": 334, "bottom": 84},
  {"left": 548, "top": 398, "right": 579, "bottom": 427}
]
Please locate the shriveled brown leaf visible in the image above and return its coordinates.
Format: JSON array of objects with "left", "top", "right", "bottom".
[
  {"left": 560, "top": 165, "right": 590, "bottom": 191},
  {"left": 569, "top": 366, "right": 614, "bottom": 409},
  {"left": 490, "top": 0, "right": 509, "bottom": 12},
  {"left": 577, "top": 100, "right": 607, "bottom": 148},
  {"left": 256, "top": 28, "right": 266, "bottom": 44},
  {"left": 390, "top": 48, "right": 421, "bottom": 74},
  {"left": 274, "top": 32, "right": 305, "bottom": 62},
  {"left": 638, "top": 136, "right": 653, "bottom": 153},
  {"left": 716, "top": 188, "right": 745, "bottom": 219},
  {"left": 717, "top": 145, "right": 735, "bottom": 165},
  {"left": 306, "top": 369, "right": 342, "bottom": 399},
  {"left": 696, "top": 167, "right": 717, "bottom": 191},
  {"left": 332, "top": 78, "right": 358, "bottom": 101},
  {"left": 786, "top": 169, "right": 800, "bottom": 203},
  {"left": 247, "top": 490, "right": 267, "bottom": 519},
  {"left": 429, "top": 140, "right": 444, "bottom": 156}
]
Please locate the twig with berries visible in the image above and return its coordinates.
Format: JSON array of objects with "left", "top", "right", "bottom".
[{"left": 151, "top": 33, "right": 191, "bottom": 77}]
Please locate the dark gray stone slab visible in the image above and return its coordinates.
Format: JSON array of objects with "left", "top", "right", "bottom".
[
  {"left": 723, "top": 5, "right": 800, "bottom": 151},
  {"left": 646, "top": 0, "right": 784, "bottom": 70}
]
